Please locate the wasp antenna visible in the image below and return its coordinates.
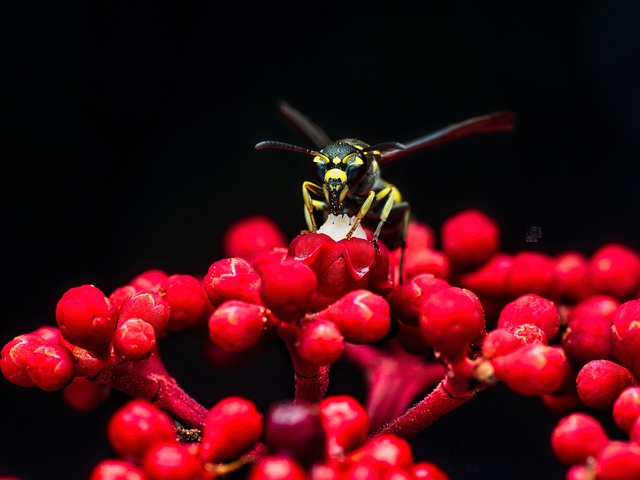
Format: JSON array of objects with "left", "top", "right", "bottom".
[
  {"left": 363, "top": 142, "right": 406, "bottom": 154},
  {"left": 255, "top": 140, "right": 322, "bottom": 157},
  {"left": 278, "top": 100, "right": 332, "bottom": 148}
]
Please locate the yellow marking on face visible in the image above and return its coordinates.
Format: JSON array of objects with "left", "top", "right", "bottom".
[
  {"left": 343, "top": 152, "right": 364, "bottom": 166},
  {"left": 332, "top": 156, "right": 342, "bottom": 165},
  {"left": 314, "top": 155, "right": 329, "bottom": 164},
  {"left": 325, "top": 169, "right": 347, "bottom": 186}
]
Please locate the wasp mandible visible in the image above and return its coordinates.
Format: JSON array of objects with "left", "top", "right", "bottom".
[{"left": 256, "top": 101, "right": 515, "bottom": 280}]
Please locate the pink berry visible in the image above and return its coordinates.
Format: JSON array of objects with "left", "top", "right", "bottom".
[
  {"left": 141, "top": 443, "right": 201, "bottom": 480},
  {"left": 89, "top": 459, "right": 146, "bottom": 480},
  {"left": 200, "top": 396, "right": 263, "bottom": 462},
  {"left": 441, "top": 208, "right": 500, "bottom": 272},
  {"left": 107, "top": 399, "right": 176, "bottom": 459},
  {"left": 27, "top": 344, "right": 76, "bottom": 391},
  {"left": 319, "top": 395, "right": 369, "bottom": 456},
  {"left": 490, "top": 344, "right": 566, "bottom": 396},
  {"left": 612, "top": 386, "right": 640, "bottom": 433},
  {"left": 387, "top": 273, "right": 451, "bottom": 327},
  {"left": 208, "top": 300, "right": 266, "bottom": 351},
  {"left": 160, "top": 274, "right": 210, "bottom": 331},
  {"left": 419, "top": 287, "right": 485, "bottom": 359},
  {"left": 505, "top": 251, "right": 556, "bottom": 298},
  {"left": 55, "top": 284, "right": 115, "bottom": 353},
  {"left": 203, "top": 257, "right": 262, "bottom": 306},
  {"left": 550, "top": 413, "right": 609, "bottom": 465},
  {"left": 296, "top": 318, "right": 344, "bottom": 366},
  {"left": 118, "top": 290, "right": 170, "bottom": 335},
  {"left": 248, "top": 455, "right": 307, "bottom": 480},
  {"left": 497, "top": 294, "right": 560, "bottom": 341},
  {"left": 112, "top": 318, "right": 156, "bottom": 361},
  {"left": 595, "top": 441, "right": 640, "bottom": 480},
  {"left": 257, "top": 258, "right": 318, "bottom": 322},
  {"left": 610, "top": 299, "right": 640, "bottom": 382},
  {"left": 576, "top": 360, "right": 637, "bottom": 410},
  {"left": 589, "top": 243, "right": 640, "bottom": 300},
  {"left": 222, "top": 215, "right": 288, "bottom": 262},
  {"left": 62, "top": 377, "right": 110, "bottom": 412},
  {"left": 316, "top": 289, "right": 391, "bottom": 344}
]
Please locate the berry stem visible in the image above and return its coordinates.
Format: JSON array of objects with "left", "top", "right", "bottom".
[
  {"left": 343, "top": 342, "right": 446, "bottom": 431},
  {"left": 277, "top": 320, "right": 330, "bottom": 403},
  {"left": 93, "top": 349, "right": 209, "bottom": 428},
  {"left": 372, "top": 376, "right": 477, "bottom": 439}
]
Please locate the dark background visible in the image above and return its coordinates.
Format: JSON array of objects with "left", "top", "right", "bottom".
[{"left": 1, "top": 2, "right": 639, "bottom": 479}]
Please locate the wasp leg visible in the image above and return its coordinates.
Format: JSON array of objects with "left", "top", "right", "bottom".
[
  {"left": 346, "top": 190, "right": 376, "bottom": 239},
  {"left": 396, "top": 204, "right": 411, "bottom": 284},
  {"left": 302, "top": 181, "right": 325, "bottom": 232}
]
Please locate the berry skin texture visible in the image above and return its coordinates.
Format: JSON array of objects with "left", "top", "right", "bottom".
[
  {"left": 200, "top": 396, "right": 263, "bottom": 463},
  {"left": 296, "top": 318, "right": 344, "bottom": 366},
  {"left": 610, "top": 299, "right": 640, "bottom": 382},
  {"left": 222, "top": 215, "right": 288, "bottom": 262},
  {"left": 490, "top": 344, "right": 566, "bottom": 396},
  {"left": 319, "top": 395, "right": 369, "bottom": 456},
  {"left": 1, "top": 334, "right": 47, "bottom": 387},
  {"left": 55, "top": 284, "right": 115, "bottom": 353},
  {"left": 112, "top": 318, "right": 156, "bottom": 361},
  {"left": 248, "top": 455, "right": 307, "bottom": 480},
  {"left": 107, "top": 399, "right": 176, "bottom": 459},
  {"left": 595, "top": 441, "right": 640, "bottom": 480},
  {"left": 419, "top": 287, "right": 485, "bottom": 359},
  {"left": 576, "top": 360, "right": 637, "bottom": 410},
  {"left": 207, "top": 300, "right": 266, "bottom": 351},
  {"left": 550, "top": 413, "right": 609, "bottom": 466},
  {"left": 588, "top": 243, "right": 640, "bottom": 300},
  {"left": 117, "top": 290, "right": 170, "bottom": 336},
  {"left": 203, "top": 257, "right": 262, "bottom": 307},
  {"left": 497, "top": 294, "right": 560, "bottom": 342},
  {"left": 612, "top": 386, "right": 640, "bottom": 434},
  {"left": 89, "top": 459, "right": 146, "bottom": 480},
  {"left": 440, "top": 208, "right": 499, "bottom": 272},
  {"left": 141, "top": 443, "right": 201, "bottom": 480},
  {"left": 26, "top": 343, "right": 76, "bottom": 391}
]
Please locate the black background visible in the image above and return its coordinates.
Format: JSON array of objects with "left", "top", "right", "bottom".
[{"left": 1, "top": 2, "right": 639, "bottom": 479}]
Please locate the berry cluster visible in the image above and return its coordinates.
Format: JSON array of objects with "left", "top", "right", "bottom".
[{"left": 2, "top": 209, "right": 639, "bottom": 479}]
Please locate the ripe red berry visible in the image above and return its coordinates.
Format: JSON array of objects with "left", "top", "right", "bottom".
[
  {"left": 160, "top": 274, "right": 210, "bottom": 331},
  {"left": 112, "top": 318, "right": 157, "bottom": 361},
  {"left": 222, "top": 215, "right": 288, "bottom": 262},
  {"left": 576, "top": 360, "right": 637, "bottom": 410},
  {"left": 550, "top": 413, "right": 609, "bottom": 465},
  {"left": 315, "top": 289, "right": 391, "bottom": 344},
  {"left": 412, "top": 461, "right": 450, "bottom": 480},
  {"left": 296, "top": 318, "right": 344, "bottom": 366},
  {"left": 482, "top": 328, "right": 522, "bottom": 359},
  {"left": 257, "top": 258, "right": 318, "bottom": 322},
  {"left": 595, "top": 441, "right": 640, "bottom": 480},
  {"left": 62, "top": 377, "right": 110, "bottom": 412},
  {"left": 0, "top": 334, "right": 47, "bottom": 387},
  {"left": 141, "top": 442, "right": 201, "bottom": 480},
  {"left": 248, "top": 455, "right": 307, "bottom": 480},
  {"left": 118, "top": 290, "right": 170, "bottom": 336},
  {"left": 89, "top": 459, "right": 146, "bottom": 480},
  {"left": 505, "top": 251, "right": 556, "bottom": 298},
  {"left": 553, "top": 251, "right": 590, "bottom": 302},
  {"left": 347, "top": 434, "right": 414, "bottom": 473},
  {"left": 55, "top": 284, "right": 115, "bottom": 353},
  {"left": 27, "top": 343, "right": 76, "bottom": 391},
  {"left": 129, "top": 269, "right": 168, "bottom": 291},
  {"left": 490, "top": 344, "right": 566, "bottom": 396},
  {"left": 458, "top": 253, "right": 513, "bottom": 297},
  {"left": 562, "top": 311, "right": 613, "bottom": 369},
  {"left": 107, "top": 399, "right": 176, "bottom": 459},
  {"left": 504, "top": 323, "right": 548, "bottom": 346},
  {"left": 588, "top": 243, "right": 640, "bottom": 300},
  {"left": 200, "top": 396, "right": 263, "bottom": 462},
  {"left": 419, "top": 287, "right": 485, "bottom": 359},
  {"left": 401, "top": 247, "right": 450, "bottom": 282},
  {"left": 497, "top": 294, "right": 560, "bottom": 342},
  {"left": 440, "top": 208, "right": 500, "bottom": 272},
  {"left": 610, "top": 299, "right": 640, "bottom": 382},
  {"left": 203, "top": 257, "right": 262, "bottom": 307},
  {"left": 319, "top": 395, "right": 369, "bottom": 456},
  {"left": 207, "top": 300, "right": 266, "bottom": 351},
  {"left": 387, "top": 273, "right": 451, "bottom": 327},
  {"left": 612, "top": 386, "right": 640, "bottom": 434}
]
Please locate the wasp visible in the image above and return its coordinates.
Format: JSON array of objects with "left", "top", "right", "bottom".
[{"left": 256, "top": 101, "right": 515, "bottom": 280}]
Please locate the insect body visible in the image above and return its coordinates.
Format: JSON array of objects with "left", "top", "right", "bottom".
[{"left": 256, "top": 101, "right": 515, "bottom": 280}]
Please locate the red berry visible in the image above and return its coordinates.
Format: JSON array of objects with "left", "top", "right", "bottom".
[
  {"left": 141, "top": 443, "right": 201, "bottom": 480},
  {"left": 505, "top": 251, "right": 556, "bottom": 298},
  {"left": 589, "top": 243, "right": 640, "bottom": 300},
  {"left": 387, "top": 273, "right": 451, "bottom": 327},
  {"left": 222, "top": 215, "right": 288, "bottom": 262},
  {"left": 89, "top": 459, "right": 146, "bottom": 480},
  {"left": 482, "top": 328, "right": 522, "bottom": 359},
  {"left": 568, "top": 295, "right": 620, "bottom": 323},
  {"left": 595, "top": 441, "right": 640, "bottom": 480},
  {"left": 296, "top": 318, "right": 344, "bottom": 366},
  {"left": 404, "top": 220, "right": 436, "bottom": 251},
  {"left": 576, "top": 360, "right": 637, "bottom": 410},
  {"left": 490, "top": 344, "right": 566, "bottom": 396},
  {"left": 207, "top": 300, "right": 266, "bottom": 351},
  {"left": 160, "top": 274, "right": 210, "bottom": 331},
  {"left": 458, "top": 253, "right": 513, "bottom": 297},
  {"left": 112, "top": 318, "right": 156, "bottom": 361},
  {"left": 27, "top": 344, "right": 76, "bottom": 391},
  {"left": 248, "top": 455, "right": 307, "bottom": 480},
  {"left": 201, "top": 396, "right": 263, "bottom": 462},
  {"left": 129, "top": 269, "right": 168, "bottom": 291},
  {"left": 541, "top": 392, "right": 582, "bottom": 416},
  {"left": 108, "top": 285, "right": 139, "bottom": 312},
  {"left": 31, "top": 326, "right": 60, "bottom": 344},
  {"left": 55, "top": 284, "right": 115, "bottom": 353},
  {"left": 550, "top": 413, "right": 609, "bottom": 465},
  {"left": 419, "top": 287, "right": 485, "bottom": 359},
  {"left": 319, "top": 395, "right": 369, "bottom": 456},
  {"left": 0, "top": 334, "right": 47, "bottom": 387},
  {"left": 118, "top": 290, "right": 170, "bottom": 335},
  {"left": 612, "top": 386, "right": 640, "bottom": 434},
  {"left": 553, "top": 251, "right": 590, "bottom": 302},
  {"left": 441, "top": 208, "right": 499, "bottom": 272},
  {"left": 203, "top": 257, "right": 262, "bottom": 306},
  {"left": 316, "top": 290, "right": 391, "bottom": 344},
  {"left": 562, "top": 312, "right": 613, "bottom": 370},
  {"left": 257, "top": 258, "right": 318, "bottom": 322},
  {"left": 497, "top": 294, "right": 560, "bottom": 341},
  {"left": 107, "top": 399, "right": 176, "bottom": 459},
  {"left": 401, "top": 247, "right": 450, "bottom": 282},
  {"left": 347, "top": 434, "right": 413, "bottom": 473},
  {"left": 504, "top": 323, "right": 548, "bottom": 346},
  {"left": 610, "top": 299, "right": 640, "bottom": 382},
  {"left": 412, "top": 461, "right": 450, "bottom": 480},
  {"left": 62, "top": 377, "right": 110, "bottom": 412}
]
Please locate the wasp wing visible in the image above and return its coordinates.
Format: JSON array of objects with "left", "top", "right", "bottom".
[
  {"left": 378, "top": 111, "right": 516, "bottom": 166},
  {"left": 279, "top": 100, "right": 332, "bottom": 148}
]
